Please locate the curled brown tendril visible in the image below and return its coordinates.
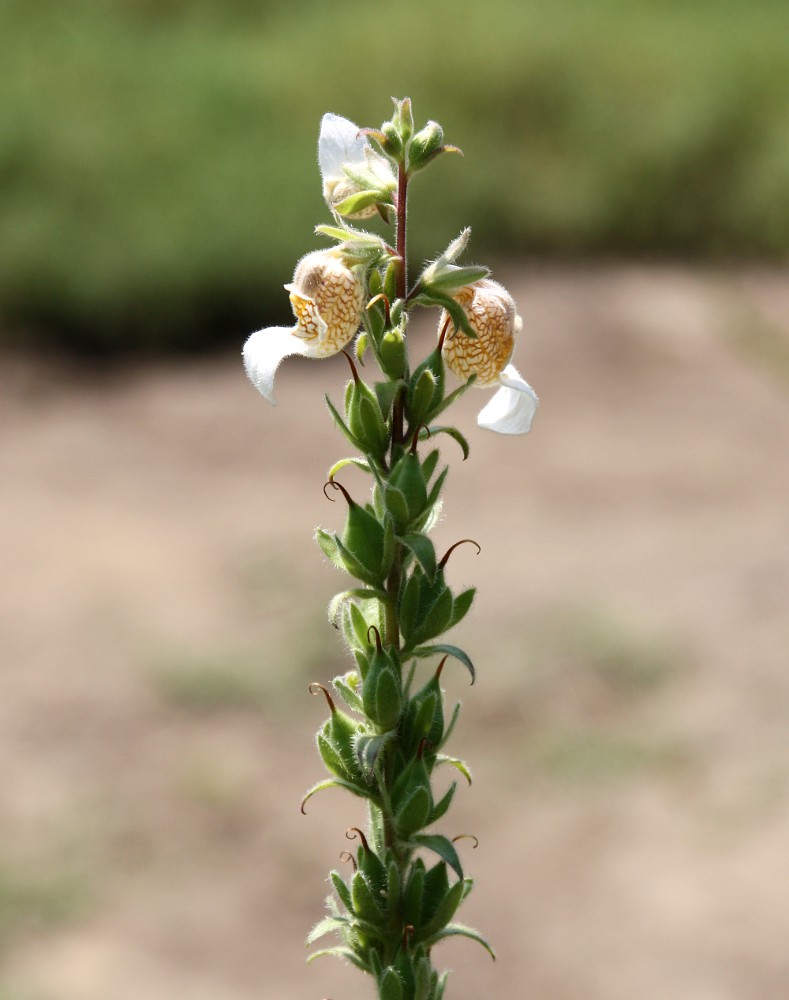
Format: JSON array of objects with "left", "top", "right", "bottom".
[
  {"left": 346, "top": 827, "right": 370, "bottom": 853},
  {"left": 323, "top": 479, "right": 354, "bottom": 505},
  {"left": 438, "top": 537, "right": 481, "bottom": 569},
  {"left": 339, "top": 851, "right": 357, "bottom": 871},
  {"left": 451, "top": 833, "right": 479, "bottom": 849},
  {"left": 308, "top": 682, "right": 336, "bottom": 713},
  {"left": 402, "top": 924, "right": 415, "bottom": 949},
  {"left": 367, "top": 292, "right": 391, "bottom": 326}
]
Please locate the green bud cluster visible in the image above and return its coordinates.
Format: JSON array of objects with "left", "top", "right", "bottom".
[{"left": 300, "top": 99, "right": 495, "bottom": 1000}]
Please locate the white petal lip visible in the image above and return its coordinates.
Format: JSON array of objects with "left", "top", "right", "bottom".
[
  {"left": 243, "top": 326, "right": 313, "bottom": 405},
  {"left": 318, "top": 113, "right": 366, "bottom": 182},
  {"left": 476, "top": 363, "right": 538, "bottom": 434}
]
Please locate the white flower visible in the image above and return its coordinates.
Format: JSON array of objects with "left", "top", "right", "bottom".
[
  {"left": 243, "top": 248, "right": 364, "bottom": 404},
  {"left": 439, "top": 279, "right": 538, "bottom": 435},
  {"left": 318, "top": 113, "right": 396, "bottom": 219}
]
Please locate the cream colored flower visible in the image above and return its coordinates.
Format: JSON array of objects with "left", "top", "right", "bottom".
[
  {"left": 439, "top": 279, "right": 538, "bottom": 434},
  {"left": 243, "top": 249, "right": 364, "bottom": 404},
  {"left": 318, "top": 113, "right": 396, "bottom": 219}
]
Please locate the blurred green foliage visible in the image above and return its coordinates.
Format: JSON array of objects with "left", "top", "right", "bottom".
[{"left": 2, "top": 0, "right": 788, "bottom": 349}]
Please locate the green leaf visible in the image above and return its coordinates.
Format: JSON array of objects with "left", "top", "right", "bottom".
[
  {"left": 333, "top": 672, "right": 363, "bottom": 713},
  {"left": 448, "top": 587, "right": 476, "bottom": 629},
  {"left": 395, "top": 786, "right": 432, "bottom": 838},
  {"left": 430, "top": 923, "right": 496, "bottom": 960},
  {"left": 307, "top": 946, "right": 371, "bottom": 972},
  {"left": 324, "top": 393, "right": 363, "bottom": 450},
  {"left": 427, "top": 264, "right": 490, "bottom": 292},
  {"left": 300, "top": 777, "right": 373, "bottom": 814},
  {"left": 330, "top": 870, "right": 354, "bottom": 913},
  {"left": 428, "top": 781, "right": 458, "bottom": 825},
  {"left": 306, "top": 915, "right": 349, "bottom": 945},
  {"left": 399, "top": 532, "right": 438, "bottom": 582},
  {"left": 327, "top": 456, "right": 372, "bottom": 481},
  {"left": 410, "top": 833, "right": 464, "bottom": 880},
  {"left": 436, "top": 754, "right": 472, "bottom": 785},
  {"left": 424, "top": 425, "right": 470, "bottom": 461},
  {"left": 375, "top": 378, "right": 405, "bottom": 419},
  {"left": 412, "top": 643, "right": 476, "bottom": 685}
]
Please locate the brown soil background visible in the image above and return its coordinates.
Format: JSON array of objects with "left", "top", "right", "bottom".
[{"left": 1, "top": 265, "right": 788, "bottom": 999}]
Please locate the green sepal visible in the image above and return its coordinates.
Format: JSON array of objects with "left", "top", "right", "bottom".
[
  {"left": 429, "top": 923, "right": 496, "bottom": 960},
  {"left": 334, "top": 189, "right": 391, "bottom": 218},
  {"left": 362, "top": 661, "right": 401, "bottom": 731},
  {"left": 408, "top": 368, "right": 438, "bottom": 427},
  {"left": 420, "top": 860, "right": 449, "bottom": 924},
  {"left": 348, "top": 601, "right": 372, "bottom": 649},
  {"left": 412, "top": 643, "right": 476, "bottom": 685},
  {"left": 410, "top": 832, "right": 464, "bottom": 881},
  {"left": 448, "top": 587, "right": 476, "bottom": 629},
  {"left": 380, "top": 328, "right": 408, "bottom": 380},
  {"left": 330, "top": 870, "right": 354, "bottom": 913},
  {"left": 417, "top": 878, "right": 468, "bottom": 941},
  {"left": 404, "top": 690, "right": 437, "bottom": 752},
  {"left": 351, "top": 870, "right": 385, "bottom": 925},
  {"left": 386, "top": 858, "right": 401, "bottom": 916},
  {"left": 317, "top": 730, "right": 351, "bottom": 780},
  {"left": 315, "top": 528, "right": 346, "bottom": 573},
  {"left": 325, "top": 393, "right": 364, "bottom": 450},
  {"left": 421, "top": 447, "right": 440, "bottom": 483},
  {"left": 438, "top": 701, "right": 462, "bottom": 750},
  {"left": 334, "top": 534, "right": 385, "bottom": 587},
  {"left": 424, "top": 264, "right": 489, "bottom": 292},
  {"left": 383, "top": 261, "right": 399, "bottom": 303},
  {"left": 435, "top": 970, "right": 450, "bottom": 1000},
  {"left": 375, "top": 378, "right": 405, "bottom": 420},
  {"left": 406, "top": 120, "right": 444, "bottom": 172},
  {"left": 423, "top": 425, "right": 470, "bottom": 461},
  {"left": 359, "top": 394, "right": 389, "bottom": 459},
  {"left": 354, "top": 730, "right": 395, "bottom": 778},
  {"left": 408, "top": 582, "right": 453, "bottom": 648},
  {"left": 390, "top": 452, "right": 428, "bottom": 524},
  {"left": 398, "top": 572, "right": 420, "bottom": 641},
  {"left": 414, "top": 957, "right": 432, "bottom": 1000},
  {"left": 402, "top": 859, "right": 425, "bottom": 925},
  {"left": 379, "top": 968, "right": 404, "bottom": 1000},
  {"left": 394, "top": 785, "right": 431, "bottom": 838},
  {"left": 383, "top": 485, "right": 411, "bottom": 532},
  {"left": 333, "top": 671, "right": 363, "bottom": 713},
  {"left": 355, "top": 331, "right": 369, "bottom": 364},
  {"left": 399, "top": 532, "right": 438, "bottom": 582}
]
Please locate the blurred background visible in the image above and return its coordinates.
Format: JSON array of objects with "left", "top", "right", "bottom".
[{"left": 2, "top": 0, "right": 789, "bottom": 998}]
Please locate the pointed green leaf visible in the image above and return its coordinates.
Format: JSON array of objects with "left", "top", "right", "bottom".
[
  {"left": 448, "top": 587, "right": 476, "bottom": 629},
  {"left": 330, "top": 870, "right": 353, "bottom": 912},
  {"left": 306, "top": 915, "right": 349, "bottom": 945},
  {"left": 410, "top": 833, "right": 464, "bottom": 881},
  {"left": 424, "top": 425, "right": 470, "bottom": 461},
  {"left": 300, "top": 776, "right": 373, "bottom": 814},
  {"left": 307, "top": 946, "right": 371, "bottom": 972},
  {"left": 399, "top": 532, "right": 438, "bottom": 582},
  {"left": 327, "top": 456, "right": 373, "bottom": 480},
  {"left": 431, "top": 923, "right": 496, "bottom": 960},
  {"left": 413, "top": 644, "right": 476, "bottom": 685},
  {"left": 436, "top": 754, "right": 472, "bottom": 785},
  {"left": 324, "top": 393, "right": 363, "bottom": 449}
]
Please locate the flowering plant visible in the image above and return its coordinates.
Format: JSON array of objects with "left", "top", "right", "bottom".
[{"left": 244, "top": 99, "right": 537, "bottom": 1000}]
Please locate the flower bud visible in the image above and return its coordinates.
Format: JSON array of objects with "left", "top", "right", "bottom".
[
  {"left": 407, "top": 120, "right": 444, "bottom": 172},
  {"left": 439, "top": 279, "right": 520, "bottom": 387},
  {"left": 286, "top": 249, "right": 365, "bottom": 357}
]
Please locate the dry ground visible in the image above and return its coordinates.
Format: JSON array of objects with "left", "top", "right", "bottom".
[{"left": 1, "top": 264, "right": 788, "bottom": 1000}]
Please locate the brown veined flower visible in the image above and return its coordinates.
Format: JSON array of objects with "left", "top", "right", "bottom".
[
  {"left": 243, "top": 248, "right": 364, "bottom": 404},
  {"left": 439, "top": 278, "right": 538, "bottom": 434}
]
